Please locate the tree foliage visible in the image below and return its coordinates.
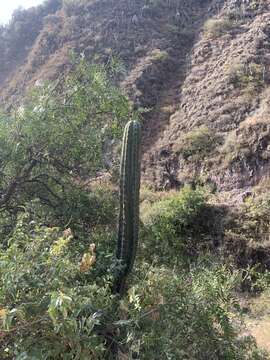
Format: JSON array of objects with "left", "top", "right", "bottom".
[{"left": 0, "top": 58, "right": 131, "bottom": 238}]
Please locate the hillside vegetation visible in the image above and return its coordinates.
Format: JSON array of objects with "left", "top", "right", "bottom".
[{"left": 0, "top": 0, "right": 270, "bottom": 359}]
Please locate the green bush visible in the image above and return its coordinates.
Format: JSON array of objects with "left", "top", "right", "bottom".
[
  {"left": 174, "top": 127, "right": 219, "bottom": 160},
  {"left": 0, "top": 216, "right": 118, "bottom": 359},
  {"left": 57, "top": 184, "right": 118, "bottom": 235},
  {"left": 204, "top": 18, "right": 234, "bottom": 38},
  {"left": 151, "top": 49, "right": 169, "bottom": 62},
  {"left": 228, "top": 62, "right": 265, "bottom": 92},
  {"left": 0, "top": 216, "right": 265, "bottom": 359},
  {"left": 241, "top": 192, "right": 270, "bottom": 242},
  {"left": 118, "top": 262, "right": 266, "bottom": 359},
  {"left": 140, "top": 186, "right": 207, "bottom": 265},
  {"left": 223, "top": 190, "right": 270, "bottom": 280},
  {"left": 225, "top": 190, "right": 270, "bottom": 245}
]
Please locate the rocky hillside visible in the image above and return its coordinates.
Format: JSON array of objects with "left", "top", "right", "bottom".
[{"left": 1, "top": 0, "right": 270, "bottom": 195}]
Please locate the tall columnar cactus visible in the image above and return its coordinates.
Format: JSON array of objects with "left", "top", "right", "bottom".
[{"left": 115, "top": 120, "right": 142, "bottom": 294}]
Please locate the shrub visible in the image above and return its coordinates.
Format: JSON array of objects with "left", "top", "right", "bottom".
[
  {"left": 220, "top": 115, "right": 270, "bottom": 167},
  {"left": 0, "top": 189, "right": 268, "bottom": 359},
  {"left": 228, "top": 62, "right": 265, "bottom": 92},
  {"left": 140, "top": 186, "right": 207, "bottom": 265},
  {"left": 173, "top": 126, "right": 219, "bottom": 160},
  {"left": 0, "top": 216, "right": 118, "bottom": 359},
  {"left": 204, "top": 18, "right": 234, "bottom": 38},
  {"left": 220, "top": 130, "right": 251, "bottom": 165},
  {"left": 151, "top": 49, "right": 169, "bottom": 62},
  {"left": 118, "top": 262, "right": 266, "bottom": 359},
  {"left": 58, "top": 183, "right": 118, "bottom": 235},
  {"left": 223, "top": 190, "right": 270, "bottom": 275},
  {"left": 236, "top": 191, "right": 270, "bottom": 243},
  {"left": 0, "top": 217, "right": 265, "bottom": 360}
]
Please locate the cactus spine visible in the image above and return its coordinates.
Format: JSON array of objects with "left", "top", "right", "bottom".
[{"left": 115, "top": 120, "right": 141, "bottom": 294}]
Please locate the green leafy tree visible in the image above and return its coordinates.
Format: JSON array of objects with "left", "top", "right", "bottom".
[{"left": 0, "top": 58, "right": 131, "bottom": 238}]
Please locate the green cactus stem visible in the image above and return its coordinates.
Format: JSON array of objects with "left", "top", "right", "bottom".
[{"left": 115, "top": 120, "right": 141, "bottom": 294}]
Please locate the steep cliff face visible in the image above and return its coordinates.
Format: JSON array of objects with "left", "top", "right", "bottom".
[
  {"left": 1, "top": 0, "right": 270, "bottom": 194},
  {"left": 0, "top": 0, "right": 215, "bottom": 104},
  {"left": 0, "top": 0, "right": 62, "bottom": 88},
  {"left": 142, "top": 0, "right": 270, "bottom": 194}
]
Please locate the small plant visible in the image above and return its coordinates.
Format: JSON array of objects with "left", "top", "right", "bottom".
[
  {"left": 228, "top": 62, "right": 265, "bottom": 92},
  {"left": 173, "top": 126, "right": 219, "bottom": 160},
  {"left": 220, "top": 130, "right": 251, "bottom": 165},
  {"left": 115, "top": 120, "right": 142, "bottom": 294},
  {"left": 151, "top": 49, "right": 169, "bottom": 62},
  {"left": 204, "top": 17, "right": 234, "bottom": 38}
]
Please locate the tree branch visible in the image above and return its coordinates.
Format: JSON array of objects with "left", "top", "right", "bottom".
[{"left": 0, "top": 159, "right": 37, "bottom": 208}]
